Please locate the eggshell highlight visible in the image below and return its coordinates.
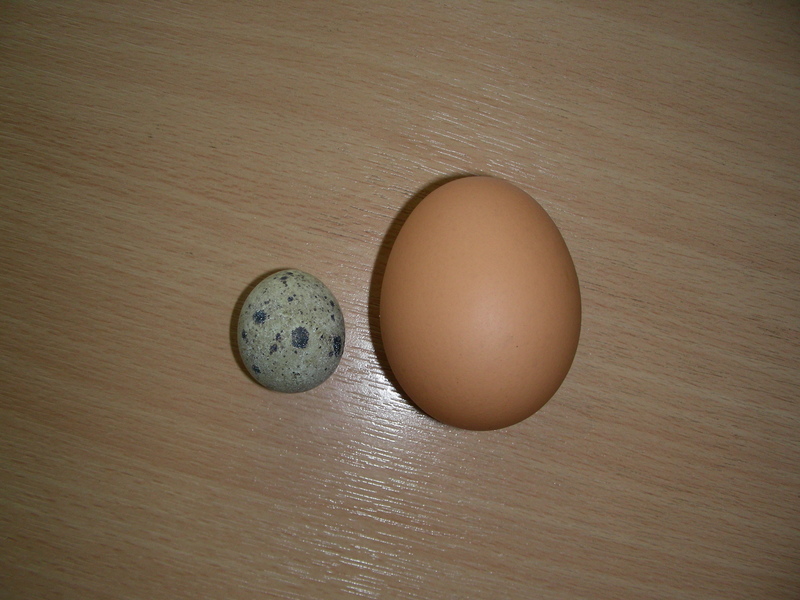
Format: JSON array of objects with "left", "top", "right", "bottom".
[{"left": 379, "top": 176, "right": 581, "bottom": 430}]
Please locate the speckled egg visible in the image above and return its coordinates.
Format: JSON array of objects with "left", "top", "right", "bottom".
[{"left": 237, "top": 270, "right": 345, "bottom": 393}]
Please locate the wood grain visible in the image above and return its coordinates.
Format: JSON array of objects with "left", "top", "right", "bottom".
[{"left": 1, "top": 1, "right": 798, "bottom": 598}]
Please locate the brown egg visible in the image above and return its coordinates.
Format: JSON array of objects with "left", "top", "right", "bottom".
[{"left": 379, "top": 176, "right": 581, "bottom": 430}]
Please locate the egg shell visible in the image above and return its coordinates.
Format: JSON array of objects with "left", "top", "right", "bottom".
[
  {"left": 238, "top": 270, "right": 345, "bottom": 393},
  {"left": 379, "top": 176, "right": 581, "bottom": 430}
]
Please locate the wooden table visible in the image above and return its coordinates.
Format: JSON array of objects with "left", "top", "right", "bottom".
[{"left": 2, "top": 2, "right": 798, "bottom": 598}]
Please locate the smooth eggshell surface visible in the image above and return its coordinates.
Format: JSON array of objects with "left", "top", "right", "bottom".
[{"left": 379, "top": 176, "right": 581, "bottom": 430}]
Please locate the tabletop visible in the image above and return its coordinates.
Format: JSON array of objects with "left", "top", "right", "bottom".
[{"left": 1, "top": 2, "right": 799, "bottom": 598}]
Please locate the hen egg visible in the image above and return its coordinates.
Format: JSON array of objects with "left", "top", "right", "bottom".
[{"left": 379, "top": 176, "right": 581, "bottom": 430}]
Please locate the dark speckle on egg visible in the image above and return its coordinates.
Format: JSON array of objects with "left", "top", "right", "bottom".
[
  {"left": 288, "top": 296, "right": 294, "bottom": 302},
  {"left": 241, "top": 330, "right": 247, "bottom": 340},
  {"left": 333, "top": 335, "right": 342, "bottom": 357},
  {"left": 269, "top": 344, "right": 278, "bottom": 354},
  {"left": 291, "top": 327, "right": 309, "bottom": 349},
  {"left": 253, "top": 310, "right": 267, "bottom": 324},
  {"left": 252, "top": 364, "right": 261, "bottom": 374}
]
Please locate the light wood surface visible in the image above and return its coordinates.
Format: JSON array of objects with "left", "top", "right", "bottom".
[{"left": 2, "top": 2, "right": 798, "bottom": 598}]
